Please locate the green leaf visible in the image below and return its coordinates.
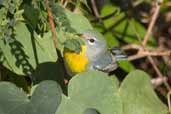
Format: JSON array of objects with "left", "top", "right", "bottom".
[
  {"left": 56, "top": 71, "right": 122, "bottom": 114},
  {"left": 100, "top": 4, "right": 156, "bottom": 47},
  {"left": 56, "top": 70, "right": 168, "bottom": 114},
  {"left": 64, "top": 38, "right": 83, "bottom": 53},
  {"left": 26, "top": 81, "right": 62, "bottom": 114},
  {"left": 80, "top": 0, "right": 89, "bottom": 7},
  {"left": 0, "top": 8, "right": 8, "bottom": 26},
  {"left": 0, "top": 0, "right": 4, "bottom": 5},
  {"left": 32, "top": 61, "right": 67, "bottom": 93},
  {"left": 104, "top": 32, "right": 119, "bottom": 47},
  {"left": 0, "top": 80, "right": 62, "bottom": 114},
  {"left": 53, "top": 4, "right": 93, "bottom": 34},
  {"left": 65, "top": 10, "right": 93, "bottom": 33},
  {"left": 83, "top": 108, "right": 101, "bottom": 114},
  {"left": 52, "top": 4, "right": 92, "bottom": 52},
  {"left": 56, "top": 95, "right": 85, "bottom": 114},
  {"left": 119, "top": 70, "right": 168, "bottom": 114},
  {"left": 100, "top": 4, "right": 120, "bottom": 29},
  {"left": 0, "top": 82, "right": 28, "bottom": 114},
  {"left": 1, "top": 70, "right": 166, "bottom": 114},
  {"left": 22, "top": 4, "right": 39, "bottom": 29},
  {"left": 0, "top": 0, "right": 9, "bottom": 7},
  {"left": 118, "top": 60, "right": 135, "bottom": 72},
  {"left": 0, "top": 22, "right": 57, "bottom": 75}
]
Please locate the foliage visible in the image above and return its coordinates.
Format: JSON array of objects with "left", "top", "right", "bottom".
[
  {"left": 0, "top": 0, "right": 170, "bottom": 114},
  {"left": 0, "top": 80, "right": 62, "bottom": 114},
  {"left": 0, "top": 70, "right": 168, "bottom": 114}
]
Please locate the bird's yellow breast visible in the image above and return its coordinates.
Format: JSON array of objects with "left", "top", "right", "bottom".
[{"left": 64, "top": 46, "right": 88, "bottom": 73}]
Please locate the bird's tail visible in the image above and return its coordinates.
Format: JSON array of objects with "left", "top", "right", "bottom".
[{"left": 110, "top": 47, "right": 127, "bottom": 61}]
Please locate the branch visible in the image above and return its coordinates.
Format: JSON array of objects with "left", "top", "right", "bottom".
[
  {"left": 91, "top": 10, "right": 118, "bottom": 22},
  {"left": 142, "top": 2, "right": 160, "bottom": 47},
  {"left": 147, "top": 56, "right": 171, "bottom": 90},
  {"left": 122, "top": 44, "right": 142, "bottom": 50},
  {"left": 142, "top": 51, "right": 171, "bottom": 56},
  {"left": 122, "top": 44, "right": 171, "bottom": 61},
  {"left": 151, "top": 77, "right": 168, "bottom": 88},
  {"left": 60, "top": 0, "right": 64, "bottom": 5},
  {"left": 168, "top": 91, "right": 171, "bottom": 113},
  {"left": 128, "top": 50, "right": 171, "bottom": 61},
  {"left": 90, "top": 0, "right": 100, "bottom": 18},
  {"left": 140, "top": 1, "right": 170, "bottom": 91},
  {"left": 45, "top": 0, "right": 58, "bottom": 49},
  {"left": 127, "top": 0, "right": 170, "bottom": 91}
]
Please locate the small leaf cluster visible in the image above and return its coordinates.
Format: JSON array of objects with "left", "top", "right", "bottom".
[{"left": 0, "top": 0, "right": 23, "bottom": 39}]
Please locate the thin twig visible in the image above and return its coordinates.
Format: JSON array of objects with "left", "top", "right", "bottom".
[
  {"left": 151, "top": 77, "right": 168, "bottom": 88},
  {"left": 129, "top": 0, "right": 170, "bottom": 91},
  {"left": 45, "top": 0, "right": 58, "bottom": 49},
  {"left": 142, "top": 2, "right": 160, "bottom": 47},
  {"left": 122, "top": 44, "right": 143, "bottom": 50},
  {"left": 147, "top": 56, "right": 171, "bottom": 90},
  {"left": 128, "top": 54, "right": 146, "bottom": 61},
  {"left": 91, "top": 10, "right": 118, "bottom": 22},
  {"left": 128, "top": 50, "right": 171, "bottom": 61},
  {"left": 167, "top": 91, "right": 171, "bottom": 113},
  {"left": 141, "top": 0, "right": 171, "bottom": 91},
  {"left": 45, "top": 0, "right": 69, "bottom": 85},
  {"left": 63, "top": 0, "right": 68, "bottom": 8},
  {"left": 60, "top": 0, "right": 65, "bottom": 5},
  {"left": 90, "top": 0, "right": 100, "bottom": 18},
  {"left": 141, "top": 51, "right": 171, "bottom": 56}
]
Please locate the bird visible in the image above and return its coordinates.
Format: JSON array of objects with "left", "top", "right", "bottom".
[{"left": 63, "top": 30, "right": 127, "bottom": 76}]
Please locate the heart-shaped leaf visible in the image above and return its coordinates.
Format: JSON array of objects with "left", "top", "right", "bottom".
[
  {"left": 119, "top": 70, "right": 168, "bottom": 114},
  {"left": 0, "top": 80, "right": 62, "bottom": 114},
  {"left": 56, "top": 71, "right": 122, "bottom": 114}
]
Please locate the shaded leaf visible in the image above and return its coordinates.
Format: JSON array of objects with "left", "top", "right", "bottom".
[
  {"left": 83, "top": 108, "right": 101, "bottom": 114},
  {"left": 0, "top": 82, "right": 28, "bottom": 114},
  {"left": 0, "top": 80, "right": 62, "bottom": 114},
  {"left": 22, "top": 4, "right": 39, "bottom": 29},
  {"left": 26, "top": 80, "right": 62, "bottom": 114}
]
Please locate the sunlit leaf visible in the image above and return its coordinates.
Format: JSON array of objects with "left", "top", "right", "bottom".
[
  {"left": 119, "top": 70, "right": 168, "bottom": 114},
  {"left": 56, "top": 71, "right": 122, "bottom": 114},
  {"left": 0, "top": 22, "right": 57, "bottom": 75}
]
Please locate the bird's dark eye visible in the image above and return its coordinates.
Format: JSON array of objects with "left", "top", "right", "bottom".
[
  {"left": 89, "top": 38, "right": 95, "bottom": 43},
  {"left": 87, "top": 37, "right": 96, "bottom": 45}
]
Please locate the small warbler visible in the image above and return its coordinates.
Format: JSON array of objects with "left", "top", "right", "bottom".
[{"left": 63, "top": 30, "right": 127, "bottom": 76}]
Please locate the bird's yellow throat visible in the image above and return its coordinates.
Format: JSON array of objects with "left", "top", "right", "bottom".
[{"left": 64, "top": 45, "right": 88, "bottom": 73}]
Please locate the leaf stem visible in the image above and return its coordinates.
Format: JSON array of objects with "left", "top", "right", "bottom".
[{"left": 45, "top": 0, "right": 58, "bottom": 49}]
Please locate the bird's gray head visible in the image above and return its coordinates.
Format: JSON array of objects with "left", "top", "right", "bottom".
[{"left": 82, "top": 30, "right": 107, "bottom": 61}]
